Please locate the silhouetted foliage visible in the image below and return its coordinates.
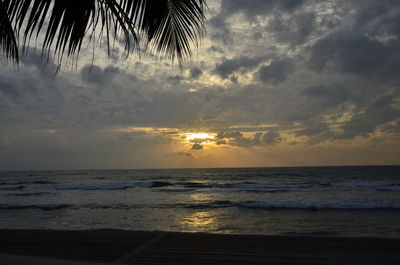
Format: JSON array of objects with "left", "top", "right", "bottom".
[{"left": 0, "top": 0, "right": 206, "bottom": 65}]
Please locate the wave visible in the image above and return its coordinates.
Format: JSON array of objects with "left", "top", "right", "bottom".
[
  {"left": 84, "top": 204, "right": 141, "bottom": 210},
  {"left": 157, "top": 188, "right": 196, "bottom": 193},
  {"left": 6, "top": 192, "right": 55, "bottom": 196},
  {"left": 0, "top": 204, "right": 71, "bottom": 211},
  {"left": 329, "top": 181, "right": 400, "bottom": 188},
  {"left": 0, "top": 181, "right": 172, "bottom": 191},
  {"left": 0, "top": 181, "right": 54, "bottom": 186},
  {"left": 376, "top": 186, "right": 400, "bottom": 192},
  {"left": 215, "top": 183, "right": 313, "bottom": 189},
  {"left": 53, "top": 181, "right": 157, "bottom": 190},
  {"left": 180, "top": 200, "right": 234, "bottom": 209},
  {"left": 237, "top": 189, "right": 290, "bottom": 193},
  {"left": 178, "top": 182, "right": 211, "bottom": 188},
  {"left": 237, "top": 198, "right": 400, "bottom": 210},
  {"left": 2, "top": 179, "right": 399, "bottom": 192},
  {"left": 0, "top": 185, "right": 24, "bottom": 190},
  {"left": 0, "top": 181, "right": 54, "bottom": 190},
  {"left": 176, "top": 181, "right": 314, "bottom": 190}
]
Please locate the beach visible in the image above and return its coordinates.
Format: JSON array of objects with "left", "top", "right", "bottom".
[{"left": 1, "top": 229, "right": 400, "bottom": 264}]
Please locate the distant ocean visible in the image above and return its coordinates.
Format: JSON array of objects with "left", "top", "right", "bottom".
[{"left": 1, "top": 166, "right": 400, "bottom": 238}]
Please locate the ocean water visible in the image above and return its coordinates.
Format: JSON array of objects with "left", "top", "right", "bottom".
[{"left": 1, "top": 166, "right": 400, "bottom": 238}]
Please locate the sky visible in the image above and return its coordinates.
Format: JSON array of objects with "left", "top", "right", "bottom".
[{"left": 1, "top": 0, "right": 400, "bottom": 170}]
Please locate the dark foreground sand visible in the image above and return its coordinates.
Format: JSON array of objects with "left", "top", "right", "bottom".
[{"left": 0, "top": 229, "right": 399, "bottom": 265}]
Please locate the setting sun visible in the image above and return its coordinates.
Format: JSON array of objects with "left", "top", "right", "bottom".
[{"left": 186, "top": 133, "right": 214, "bottom": 140}]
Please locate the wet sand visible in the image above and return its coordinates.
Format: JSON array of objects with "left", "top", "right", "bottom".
[{"left": 0, "top": 229, "right": 399, "bottom": 264}]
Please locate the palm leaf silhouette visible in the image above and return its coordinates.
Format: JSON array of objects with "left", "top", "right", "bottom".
[{"left": 0, "top": 0, "right": 206, "bottom": 64}]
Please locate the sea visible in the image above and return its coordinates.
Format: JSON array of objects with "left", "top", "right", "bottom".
[{"left": 1, "top": 166, "right": 400, "bottom": 238}]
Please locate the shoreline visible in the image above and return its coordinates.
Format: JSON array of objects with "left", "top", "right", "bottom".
[
  {"left": 1, "top": 229, "right": 400, "bottom": 264},
  {"left": 2, "top": 227, "right": 400, "bottom": 240}
]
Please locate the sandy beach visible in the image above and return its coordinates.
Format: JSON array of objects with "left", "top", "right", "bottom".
[{"left": 1, "top": 229, "right": 400, "bottom": 264}]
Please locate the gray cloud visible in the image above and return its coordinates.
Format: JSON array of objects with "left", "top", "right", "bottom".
[
  {"left": 257, "top": 59, "right": 294, "bottom": 84},
  {"left": 118, "top": 131, "right": 147, "bottom": 142},
  {"left": 191, "top": 143, "right": 203, "bottom": 150},
  {"left": 308, "top": 33, "right": 391, "bottom": 77},
  {"left": 190, "top": 67, "right": 202, "bottom": 79},
  {"left": 215, "top": 56, "right": 267, "bottom": 79},
  {"left": 216, "top": 130, "right": 282, "bottom": 147},
  {"left": 167, "top": 75, "right": 184, "bottom": 83},
  {"left": 263, "top": 131, "right": 282, "bottom": 145},
  {"left": 81, "top": 65, "right": 130, "bottom": 84},
  {"left": 167, "top": 152, "right": 193, "bottom": 157},
  {"left": 301, "top": 84, "right": 351, "bottom": 108},
  {"left": 267, "top": 12, "right": 315, "bottom": 46},
  {"left": 219, "top": 0, "right": 305, "bottom": 18},
  {"left": 339, "top": 95, "right": 400, "bottom": 139}
]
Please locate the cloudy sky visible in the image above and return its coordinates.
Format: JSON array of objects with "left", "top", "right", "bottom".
[{"left": 1, "top": 0, "right": 400, "bottom": 170}]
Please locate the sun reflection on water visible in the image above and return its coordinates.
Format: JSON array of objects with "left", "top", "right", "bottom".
[
  {"left": 176, "top": 192, "right": 222, "bottom": 233},
  {"left": 180, "top": 211, "right": 220, "bottom": 232}
]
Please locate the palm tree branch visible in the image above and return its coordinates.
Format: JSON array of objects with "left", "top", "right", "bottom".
[
  {"left": 122, "top": 0, "right": 206, "bottom": 62},
  {"left": 1, "top": 0, "right": 206, "bottom": 64},
  {"left": 0, "top": 0, "right": 18, "bottom": 62}
]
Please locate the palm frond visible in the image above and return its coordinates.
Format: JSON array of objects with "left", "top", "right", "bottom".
[
  {"left": 0, "top": 0, "right": 18, "bottom": 62},
  {"left": 0, "top": 0, "right": 206, "bottom": 65},
  {"left": 122, "top": 0, "right": 206, "bottom": 62}
]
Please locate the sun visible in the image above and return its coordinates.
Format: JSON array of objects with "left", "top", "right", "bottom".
[{"left": 186, "top": 133, "right": 214, "bottom": 140}]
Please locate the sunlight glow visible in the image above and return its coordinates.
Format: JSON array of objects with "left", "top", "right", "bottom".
[{"left": 186, "top": 133, "right": 214, "bottom": 140}]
